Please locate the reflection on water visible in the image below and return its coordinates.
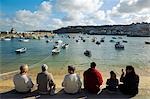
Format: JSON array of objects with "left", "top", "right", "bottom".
[{"left": 0, "top": 34, "right": 150, "bottom": 73}]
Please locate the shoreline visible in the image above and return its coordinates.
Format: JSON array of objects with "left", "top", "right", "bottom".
[{"left": 1, "top": 66, "right": 150, "bottom": 95}]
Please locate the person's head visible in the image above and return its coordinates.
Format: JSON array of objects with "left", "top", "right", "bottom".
[
  {"left": 110, "top": 71, "right": 116, "bottom": 79},
  {"left": 90, "top": 62, "right": 96, "bottom": 68},
  {"left": 20, "top": 64, "right": 29, "bottom": 74},
  {"left": 41, "top": 64, "right": 48, "bottom": 72},
  {"left": 68, "top": 65, "right": 75, "bottom": 74},
  {"left": 126, "top": 65, "right": 135, "bottom": 74}
]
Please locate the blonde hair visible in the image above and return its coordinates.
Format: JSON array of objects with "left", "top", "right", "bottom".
[{"left": 20, "top": 64, "right": 29, "bottom": 74}]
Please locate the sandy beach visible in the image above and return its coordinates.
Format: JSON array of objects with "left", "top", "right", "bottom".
[{"left": 0, "top": 66, "right": 150, "bottom": 99}]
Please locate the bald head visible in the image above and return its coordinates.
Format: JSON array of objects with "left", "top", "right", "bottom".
[{"left": 20, "top": 64, "right": 29, "bottom": 74}]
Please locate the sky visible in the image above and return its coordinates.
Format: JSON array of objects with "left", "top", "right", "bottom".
[{"left": 0, "top": 0, "right": 150, "bottom": 31}]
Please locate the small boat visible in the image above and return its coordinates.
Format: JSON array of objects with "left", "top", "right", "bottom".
[
  {"left": 55, "top": 40, "right": 63, "bottom": 44},
  {"left": 62, "top": 44, "right": 69, "bottom": 49},
  {"left": 82, "top": 39, "right": 86, "bottom": 42},
  {"left": 145, "top": 41, "right": 150, "bottom": 44},
  {"left": 115, "top": 42, "right": 124, "bottom": 49},
  {"left": 118, "top": 37, "right": 123, "bottom": 39},
  {"left": 112, "top": 37, "right": 117, "bottom": 39},
  {"left": 76, "top": 40, "right": 79, "bottom": 42},
  {"left": 3, "top": 38, "right": 11, "bottom": 41},
  {"left": 46, "top": 39, "right": 53, "bottom": 43},
  {"left": 92, "top": 37, "right": 96, "bottom": 42},
  {"left": 110, "top": 40, "right": 115, "bottom": 42},
  {"left": 15, "top": 48, "right": 27, "bottom": 53},
  {"left": 84, "top": 50, "right": 91, "bottom": 57},
  {"left": 19, "top": 39, "right": 29, "bottom": 42},
  {"left": 52, "top": 48, "right": 60, "bottom": 54},
  {"left": 100, "top": 39, "right": 104, "bottom": 42},
  {"left": 122, "top": 40, "right": 128, "bottom": 43},
  {"left": 96, "top": 41, "right": 101, "bottom": 45}
]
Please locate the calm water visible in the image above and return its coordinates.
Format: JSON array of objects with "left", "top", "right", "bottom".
[{"left": 0, "top": 34, "right": 150, "bottom": 74}]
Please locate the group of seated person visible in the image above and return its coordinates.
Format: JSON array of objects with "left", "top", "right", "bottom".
[{"left": 13, "top": 62, "right": 139, "bottom": 96}]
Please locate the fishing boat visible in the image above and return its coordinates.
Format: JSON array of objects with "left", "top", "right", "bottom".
[
  {"left": 15, "top": 48, "right": 27, "bottom": 53},
  {"left": 62, "top": 44, "right": 69, "bottom": 49},
  {"left": 2, "top": 38, "right": 11, "bottom": 41},
  {"left": 84, "top": 50, "right": 91, "bottom": 57},
  {"left": 46, "top": 39, "right": 53, "bottom": 43},
  {"left": 118, "top": 37, "right": 123, "bottom": 39},
  {"left": 115, "top": 42, "right": 124, "bottom": 49},
  {"left": 110, "top": 40, "right": 115, "bottom": 42},
  {"left": 145, "top": 41, "right": 150, "bottom": 44},
  {"left": 122, "top": 40, "right": 128, "bottom": 43},
  {"left": 52, "top": 48, "right": 60, "bottom": 54},
  {"left": 100, "top": 39, "right": 104, "bottom": 42},
  {"left": 96, "top": 41, "right": 101, "bottom": 45},
  {"left": 112, "top": 37, "right": 117, "bottom": 39},
  {"left": 19, "top": 39, "right": 29, "bottom": 42}
]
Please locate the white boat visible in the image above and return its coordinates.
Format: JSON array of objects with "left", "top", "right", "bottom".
[
  {"left": 55, "top": 40, "right": 63, "bottom": 44},
  {"left": 52, "top": 48, "right": 60, "bottom": 54},
  {"left": 62, "top": 44, "right": 69, "bottom": 49},
  {"left": 115, "top": 42, "right": 124, "bottom": 49},
  {"left": 15, "top": 48, "right": 27, "bottom": 53},
  {"left": 3, "top": 38, "right": 11, "bottom": 41},
  {"left": 46, "top": 39, "right": 53, "bottom": 43},
  {"left": 19, "top": 39, "right": 29, "bottom": 42}
]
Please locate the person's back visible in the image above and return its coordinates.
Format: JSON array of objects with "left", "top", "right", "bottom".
[
  {"left": 37, "top": 64, "right": 55, "bottom": 94},
  {"left": 84, "top": 62, "right": 103, "bottom": 94},
  {"left": 13, "top": 64, "right": 33, "bottom": 93},
  {"left": 106, "top": 71, "right": 118, "bottom": 91},
  {"left": 119, "top": 66, "right": 139, "bottom": 96},
  {"left": 62, "top": 66, "right": 82, "bottom": 94}
]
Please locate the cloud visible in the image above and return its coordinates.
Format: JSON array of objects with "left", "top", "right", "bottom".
[
  {"left": 116, "top": 0, "right": 150, "bottom": 13},
  {"left": 0, "top": 1, "right": 52, "bottom": 31},
  {"left": 0, "top": 0, "right": 150, "bottom": 31},
  {"left": 106, "top": 0, "right": 150, "bottom": 24}
]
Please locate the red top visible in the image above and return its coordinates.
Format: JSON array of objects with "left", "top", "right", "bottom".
[{"left": 83, "top": 68, "right": 103, "bottom": 93}]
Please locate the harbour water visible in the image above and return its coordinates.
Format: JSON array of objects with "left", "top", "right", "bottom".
[{"left": 0, "top": 34, "right": 150, "bottom": 74}]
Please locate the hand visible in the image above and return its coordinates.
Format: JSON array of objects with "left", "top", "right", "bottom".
[{"left": 122, "top": 69, "right": 124, "bottom": 75}]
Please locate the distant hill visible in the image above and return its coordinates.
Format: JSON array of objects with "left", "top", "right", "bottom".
[{"left": 53, "top": 22, "right": 150, "bottom": 37}]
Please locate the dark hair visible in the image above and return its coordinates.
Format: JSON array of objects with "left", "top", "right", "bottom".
[
  {"left": 110, "top": 71, "right": 116, "bottom": 78},
  {"left": 90, "top": 62, "right": 96, "bottom": 68},
  {"left": 68, "top": 65, "right": 75, "bottom": 72},
  {"left": 126, "top": 65, "right": 135, "bottom": 75}
]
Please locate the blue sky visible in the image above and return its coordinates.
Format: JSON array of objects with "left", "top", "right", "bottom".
[{"left": 0, "top": 0, "right": 150, "bottom": 31}]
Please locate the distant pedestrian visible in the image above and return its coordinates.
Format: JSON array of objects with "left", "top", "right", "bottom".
[
  {"left": 106, "top": 71, "right": 119, "bottom": 91},
  {"left": 13, "top": 64, "right": 33, "bottom": 93},
  {"left": 62, "top": 66, "right": 82, "bottom": 94},
  {"left": 83, "top": 62, "right": 103, "bottom": 94},
  {"left": 37, "top": 64, "right": 56, "bottom": 95}
]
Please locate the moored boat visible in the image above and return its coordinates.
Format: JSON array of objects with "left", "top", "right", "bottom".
[
  {"left": 84, "top": 50, "right": 91, "bottom": 57},
  {"left": 15, "top": 48, "right": 27, "bottom": 53},
  {"left": 115, "top": 42, "right": 124, "bottom": 49},
  {"left": 122, "top": 40, "right": 128, "bottom": 43},
  {"left": 52, "top": 48, "right": 60, "bottom": 54},
  {"left": 145, "top": 41, "right": 150, "bottom": 44},
  {"left": 62, "top": 44, "right": 69, "bottom": 49},
  {"left": 96, "top": 41, "right": 101, "bottom": 45},
  {"left": 19, "top": 39, "right": 29, "bottom": 42}
]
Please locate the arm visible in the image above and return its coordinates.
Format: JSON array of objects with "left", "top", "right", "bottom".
[
  {"left": 62, "top": 75, "right": 67, "bottom": 87},
  {"left": 120, "top": 69, "right": 125, "bottom": 82},
  {"left": 106, "top": 79, "right": 109, "bottom": 85},
  {"left": 48, "top": 73, "right": 55, "bottom": 88},
  {"left": 27, "top": 77, "right": 34, "bottom": 88},
  {"left": 77, "top": 75, "right": 82, "bottom": 88},
  {"left": 97, "top": 71, "right": 103, "bottom": 86}
]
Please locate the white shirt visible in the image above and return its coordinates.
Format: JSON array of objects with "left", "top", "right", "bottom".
[
  {"left": 62, "top": 73, "right": 82, "bottom": 94},
  {"left": 13, "top": 73, "right": 33, "bottom": 92}
]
